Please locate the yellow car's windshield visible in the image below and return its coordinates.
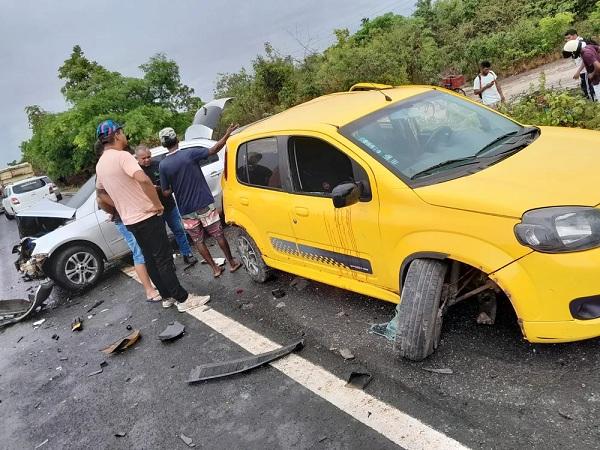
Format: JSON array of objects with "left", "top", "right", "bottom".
[{"left": 341, "top": 91, "right": 525, "bottom": 184}]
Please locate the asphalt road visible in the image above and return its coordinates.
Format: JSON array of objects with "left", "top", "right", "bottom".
[{"left": 1, "top": 215, "right": 599, "bottom": 449}]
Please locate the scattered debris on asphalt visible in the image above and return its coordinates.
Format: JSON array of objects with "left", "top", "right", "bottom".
[
  {"left": 345, "top": 371, "right": 372, "bottom": 390},
  {"left": 318, "top": 436, "right": 328, "bottom": 443},
  {"left": 336, "top": 311, "right": 346, "bottom": 318},
  {"left": 422, "top": 367, "right": 454, "bottom": 375},
  {"left": 179, "top": 433, "right": 195, "bottom": 447},
  {"left": 201, "top": 257, "right": 225, "bottom": 267},
  {"left": 126, "top": 324, "right": 132, "bottom": 331},
  {"left": 59, "top": 357, "right": 68, "bottom": 361},
  {"left": 236, "top": 288, "right": 244, "bottom": 295},
  {"left": 272, "top": 288, "right": 286, "bottom": 299},
  {"left": 119, "top": 314, "right": 132, "bottom": 324},
  {"left": 87, "top": 300, "right": 104, "bottom": 313},
  {"left": 34, "top": 438, "right": 49, "bottom": 449},
  {"left": 71, "top": 317, "right": 82, "bottom": 332},
  {"left": 101, "top": 330, "right": 141, "bottom": 354},
  {"left": 32, "top": 319, "right": 46, "bottom": 327},
  {"left": 241, "top": 303, "right": 254, "bottom": 310},
  {"left": 339, "top": 348, "right": 355, "bottom": 360},
  {"left": 558, "top": 410, "right": 574, "bottom": 421},
  {"left": 188, "top": 340, "right": 304, "bottom": 383},
  {"left": 158, "top": 321, "right": 185, "bottom": 342},
  {"left": 88, "top": 361, "right": 108, "bottom": 377},
  {"left": 290, "top": 277, "right": 309, "bottom": 291},
  {"left": 51, "top": 334, "right": 59, "bottom": 341},
  {"left": 114, "top": 431, "right": 127, "bottom": 438},
  {"left": 275, "top": 302, "right": 286, "bottom": 308},
  {"left": 17, "top": 336, "right": 24, "bottom": 343},
  {"left": 99, "top": 308, "right": 110, "bottom": 313}
]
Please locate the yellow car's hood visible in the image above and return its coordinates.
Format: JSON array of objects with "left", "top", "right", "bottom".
[{"left": 415, "top": 127, "right": 600, "bottom": 218}]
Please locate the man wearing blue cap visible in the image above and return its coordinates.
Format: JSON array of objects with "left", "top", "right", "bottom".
[{"left": 95, "top": 120, "right": 210, "bottom": 312}]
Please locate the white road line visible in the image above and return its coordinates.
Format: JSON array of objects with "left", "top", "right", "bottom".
[{"left": 122, "top": 267, "right": 468, "bottom": 450}]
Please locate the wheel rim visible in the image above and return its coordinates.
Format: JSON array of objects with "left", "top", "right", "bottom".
[
  {"left": 64, "top": 251, "right": 99, "bottom": 285},
  {"left": 237, "top": 236, "right": 260, "bottom": 276}
]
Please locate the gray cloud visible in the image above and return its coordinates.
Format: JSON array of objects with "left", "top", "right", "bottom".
[{"left": 0, "top": 0, "right": 414, "bottom": 167}]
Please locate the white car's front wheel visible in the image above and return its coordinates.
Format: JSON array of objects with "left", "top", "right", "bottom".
[{"left": 52, "top": 244, "right": 104, "bottom": 291}]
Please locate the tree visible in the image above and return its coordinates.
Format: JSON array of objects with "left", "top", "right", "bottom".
[{"left": 21, "top": 47, "right": 202, "bottom": 180}]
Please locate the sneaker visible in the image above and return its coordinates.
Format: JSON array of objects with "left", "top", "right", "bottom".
[
  {"left": 162, "top": 298, "right": 176, "bottom": 308},
  {"left": 183, "top": 254, "right": 198, "bottom": 265},
  {"left": 176, "top": 294, "right": 210, "bottom": 313}
]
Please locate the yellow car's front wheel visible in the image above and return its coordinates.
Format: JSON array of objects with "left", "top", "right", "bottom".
[{"left": 395, "top": 259, "right": 448, "bottom": 361}]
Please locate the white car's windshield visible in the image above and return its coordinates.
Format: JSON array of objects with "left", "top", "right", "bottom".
[{"left": 341, "top": 91, "right": 527, "bottom": 184}]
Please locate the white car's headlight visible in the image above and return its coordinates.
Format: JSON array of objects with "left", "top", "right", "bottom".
[{"left": 515, "top": 207, "right": 600, "bottom": 253}]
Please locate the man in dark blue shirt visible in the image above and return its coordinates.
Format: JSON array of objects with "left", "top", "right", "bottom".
[{"left": 158, "top": 125, "right": 241, "bottom": 278}]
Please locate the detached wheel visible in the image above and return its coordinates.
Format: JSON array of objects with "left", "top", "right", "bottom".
[
  {"left": 395, "top": 259, "right": 448, "bottom": 361},
  {"left": 236, "top": 229, "right": 272, "bottom": 283},
  {"left": 51, "top": 244, "right": 104, "bottom": 291}
]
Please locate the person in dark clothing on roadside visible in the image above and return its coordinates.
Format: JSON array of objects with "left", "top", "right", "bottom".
[
  {"left": 95, "top": 120, "right": 210, "bottom": 313},
  {"left": 564, "top": 29, "right": 596, "bottom": 101},
  {"left": 135, "top": 145, "right": 197, "bottom": 265},
  {"left": 158, "top": 125, "right": 241, "bottom": 278}
]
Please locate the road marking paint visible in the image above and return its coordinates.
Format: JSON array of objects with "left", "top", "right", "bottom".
[{"left": 121, "top": 267, "right": 468, "bottom": 449}]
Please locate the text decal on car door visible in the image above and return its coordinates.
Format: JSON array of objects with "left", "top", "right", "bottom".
[{"left": 271, "top": 237, "right": 373, "bottom": 274}]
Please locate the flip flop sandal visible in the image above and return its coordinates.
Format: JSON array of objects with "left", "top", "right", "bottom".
[{"left": 145, "top": 295, "right": 163, "bottom": 303}]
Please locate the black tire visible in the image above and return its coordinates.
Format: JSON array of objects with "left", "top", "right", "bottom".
[
  {"left": 50, "top": 244, "right": 104, "bottom": 291},
  {"left": 395, "top": 259, "right": 448, "bottom": 361},
  {"left": 5, "top": 210, "right": 15, "bottom": 220},
  {"left": 236, "top": 229, "right": 272, "bottom": 283}
]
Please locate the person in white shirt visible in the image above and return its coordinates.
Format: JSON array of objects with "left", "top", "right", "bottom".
[
  {"left": 473, "top": 61, "right": 505, "bottom": 107},
  {"left": 564, "top": 29, "right": 595, "bottom": 101}
]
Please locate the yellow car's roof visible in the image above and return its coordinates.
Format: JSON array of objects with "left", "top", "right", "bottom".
[{"left": 238, "top": 86, "right": 434, "bottom": 136}]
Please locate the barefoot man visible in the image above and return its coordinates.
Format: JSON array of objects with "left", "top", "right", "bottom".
[{"left": 158, "top": 125, "right": 241, "bottom": 277}]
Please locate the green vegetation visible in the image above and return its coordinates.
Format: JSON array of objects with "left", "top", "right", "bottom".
[
  {"left": 501, "top": 77, "right": 600, "bottom": 130},
  {"left": 21, "top": 46, "right": 202, "bottom": 180},
  {"left": 20, "top": 1, "right": 600, "bottom": 179},
  {"left": 217, "top": 0, "right": 600, "bottom": 127}
]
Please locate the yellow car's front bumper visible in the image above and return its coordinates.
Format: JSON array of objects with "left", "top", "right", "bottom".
[{"left": 492, "top": 247, "right": 600, "bottom": 343}]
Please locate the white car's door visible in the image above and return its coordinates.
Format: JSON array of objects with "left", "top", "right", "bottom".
[{"left": 200, "top": 152, "right": 224, "bottom": 201}]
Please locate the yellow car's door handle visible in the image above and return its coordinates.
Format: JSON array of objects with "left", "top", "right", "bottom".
[
  {"left": 294, "top": 207, "right": 309, "bottom": 217},
  {"left": 240, "top": 197, "right": 249, "bottom": 206}
]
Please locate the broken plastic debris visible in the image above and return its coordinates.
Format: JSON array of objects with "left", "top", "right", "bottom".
[
  {"left": 71, "top": 317, "right": 82, "bottom": 332},
  {"left": 558, "top": 410, "right": 574, "bottom": 420},
  {"left": 32, "top": 319, "right": 46, "bottom": 327},
  {"left": 87, "top": 300, "right": 104, "bottom": 313},
  {"left": 290, "top": 277, "right": 309, "bottom": 291},
  {"left": 236, "top": 288, "right": 244, "bottom": 295},
  {"left": 200, "top": 257, "right": 225, "bottom": 267},
  {"left": 87, "top": 361, "right": 108, "bottom": 377},
  {"left": 51, "top": 334, "right": 59, "bottom": 341},
  {"left": 99, "top": 308, "right": 109, "bottom": 313},
  {"left": 34, "top": 438, "right": 49, "bottom": 449},
  {"left": 345, "top": 371, "right": 372, "bottom": 390},
  {"left": 188, "top": 340, "right": 304, "bottom": 383},
  {"left": 114, "top": 431, "right": 127, "bottom": 438},
  {"left": 101, "top": 330, "right": 141, "bottom": 354},
  {"left": 271, "top": 288, "right": 285, "bottom": 299},
  {"left": 158, "top": 321, "right": 185, "bottom": 341},
  {"left": 422, "top": 367, "right": 454, "bottom": 375},
  {"left": 180, "top": 434, "right": 195, "bottom": 447},
  {"left": 275, "top": 302, "right": 286, "bottom": 308},
  {"left": 339, "top": 348, "right": 355, "bottom": 360}
]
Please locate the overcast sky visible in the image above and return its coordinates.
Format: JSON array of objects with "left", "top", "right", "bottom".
[{"left": 0, "top": 0, "right": 415, "bottom": 167}]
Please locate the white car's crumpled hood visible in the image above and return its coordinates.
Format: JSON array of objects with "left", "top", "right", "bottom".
[{"left": 16, "top": 199, "right": 75, "bottom": 219}]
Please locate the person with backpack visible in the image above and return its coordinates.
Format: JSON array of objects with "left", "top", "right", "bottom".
[
  {"left": 564, "top": 38, "right": 600, "bottom": 102},
  {"left": 473, "top": 61, "right": 505, "bottom": 108},
  {"left": 564, "top": 29, "right": 596, "bottom": 101}
]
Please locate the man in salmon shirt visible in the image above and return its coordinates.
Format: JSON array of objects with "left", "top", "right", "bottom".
[{"left": 95, "top": 120, "right": 209, "bottom": 312}]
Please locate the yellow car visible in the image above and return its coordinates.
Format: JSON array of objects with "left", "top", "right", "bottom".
[{"left": 222, "top": 85, "right": 600, "bottom": 360}]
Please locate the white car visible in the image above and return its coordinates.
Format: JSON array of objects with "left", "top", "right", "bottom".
[
  {"left": 13, "top": 99, "right": 231, "bottom": 291},
  {"left": 2, "top": 176, "right": 60, "bottom": 220}
]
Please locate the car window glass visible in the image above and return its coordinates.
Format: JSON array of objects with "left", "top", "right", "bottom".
[
  {"left": 341, "top": 91, "right": 521, "bottom": 180},
  {"left": 288, "top": 137, "right": 357, "bottom": 195},
  {"left": 236, "top": 138, "right": 281, "bottom": 189},
  {"left": 13, "top": 179, "right": 45, "bottom": 194},
  {"left": 199, "top": 153, "right": 219, "bottom": 168}
]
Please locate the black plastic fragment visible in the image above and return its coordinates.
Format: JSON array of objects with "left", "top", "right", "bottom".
[
  {"left": 87, "top": 300, "right": 104, "bottom": 313},
  {"left": 158, "top": 321, "right": 185, "bottom": 341},
  {"left": 271, "top": 288, "right": 286, "bottom": 299},
  {"left": 345, "top": 371, "right": 372, "bottom": 390},
  {"left": 187, "top": 340, "right": 304, "bottom": 383}
]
